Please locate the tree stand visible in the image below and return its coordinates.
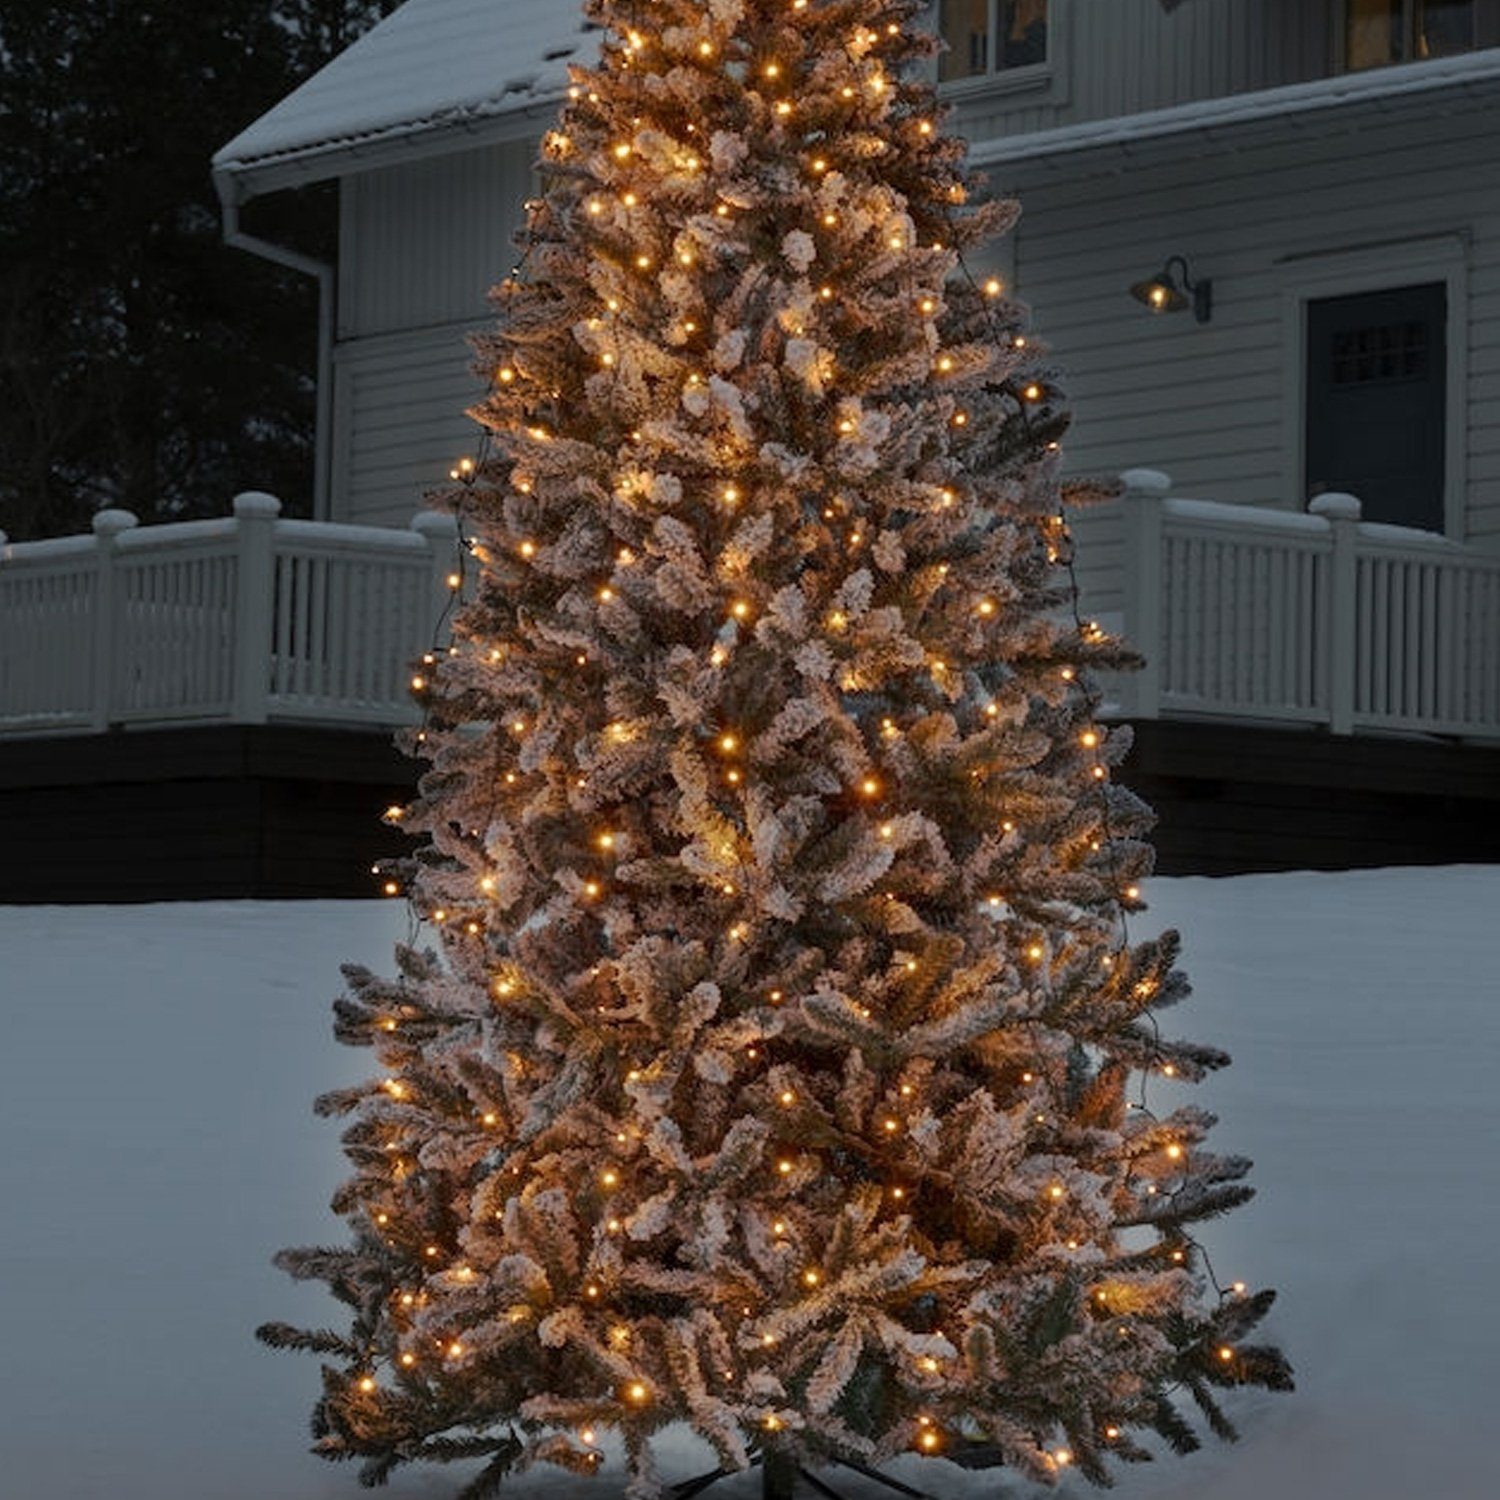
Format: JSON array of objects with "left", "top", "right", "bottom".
[{"left": 669, "top": 1449, "right": 937, "bottom": 1500}]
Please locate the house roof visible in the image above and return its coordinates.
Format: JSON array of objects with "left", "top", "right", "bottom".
[
  {"left": 213, "top": 0, "right": 598, "bottom": 202},
  {"left": 212, "top": 0, "right": 1205, "bottom": 201},
  {"left": 215, "top": 0, "right": 1500, "bottom": 201}
]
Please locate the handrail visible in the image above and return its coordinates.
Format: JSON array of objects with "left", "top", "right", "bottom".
[
  {"left": 0, "top": 496, "right": 459, "bottom": 737},
  {"left": 1121, "top": 475, "right": 1500, "bottom": 738}
]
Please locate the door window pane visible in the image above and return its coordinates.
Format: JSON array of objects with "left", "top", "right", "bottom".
[
  {"left": 1416, "top": 0, "right": 1475, "bottom": 56},
  {"left": 1347, "top": 0, "right": 1403, "bottom": 69}
]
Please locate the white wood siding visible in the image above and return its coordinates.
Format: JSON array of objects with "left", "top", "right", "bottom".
[
  {"left": 950, "top": 0, "right": 1330, "bottom": 140},
  {"left": 339, "top": 141, "right": 534, "bottom": 338},
  {"left": 332, "top": 140, "right": 533, "bottom": 522},
  {"left": 1001, "top": 103, "right": 1500, "bottom": 613},
  {"left": 331, "top": 324, "right": 488, "bottom": 527}
]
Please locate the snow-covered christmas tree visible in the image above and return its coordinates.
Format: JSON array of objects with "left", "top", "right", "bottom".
[{"left": 259, "top": 1, "right": 1291, "bottom": 1494}]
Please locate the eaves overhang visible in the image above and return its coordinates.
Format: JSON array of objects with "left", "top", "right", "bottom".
[{"left": 212, "top": 0, "right": 598, "bottom": 205}]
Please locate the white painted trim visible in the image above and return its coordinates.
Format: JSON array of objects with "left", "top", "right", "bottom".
[{"left": 1275, "top": 234, "right": 1469, "bottom": 539}]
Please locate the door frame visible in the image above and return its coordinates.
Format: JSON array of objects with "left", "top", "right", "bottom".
[{"left": 1277, "top": 235, "right": 1468, "bottom": 537}]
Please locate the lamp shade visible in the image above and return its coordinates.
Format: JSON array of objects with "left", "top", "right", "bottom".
[
  {"left": 1131, "top": 268, "right": 1190, "bottom": 314},
  {"left": 1129, "top": 256, "right": 1211, "bottom": 322}
]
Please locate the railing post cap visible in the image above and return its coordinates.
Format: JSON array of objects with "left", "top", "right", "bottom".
[
  {"left": 1309, "top": 491, "right": 1363, "bottom": 522},
  {"left": 92, "top": 508, "right": 139, "bottom": 536},
  {"left": 1120, "top": 468, "right": 1172, "bottom": 496},
  {"left": 411, "top": 510, "right": 460, "bottom": 539},
  {"left": 233, "top": 491, "right": 283, "bottom": 519}
]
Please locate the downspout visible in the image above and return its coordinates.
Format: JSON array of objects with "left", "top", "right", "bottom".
[{"left": 217, "top": 188, "right": 336, "bottom": 522}]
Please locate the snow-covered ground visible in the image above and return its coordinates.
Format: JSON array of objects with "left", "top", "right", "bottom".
[{"left": 3, "top": 867, "right": 1497, "bottom": 1500}]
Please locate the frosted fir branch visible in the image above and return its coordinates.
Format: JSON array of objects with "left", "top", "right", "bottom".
[
  {"left": 255, "top": 1322, "right": 359, "bottom": 1358},
  {"left": 453, "top": 1445, "right": 524, "bottom": 1500},
  {"left": 801, "top": 985, "right": 890, "bottom": 1054},
  {"left": 356, "top": 1451, "right": 401, "bottom": 1487},
  {"left": 623, "top": 1426, "right": 662, "bottom": 1500},
  {"left": 314, "top": 1084, "right": 375, "bottom": 1118},
  {"left": 1125, "top": 1182, "right": 1258, "bottom": 1234},
  {"left": 896, "top": 991, "right": 1012, "bottom": 1059},
  {"left": 805, "top": 1318, "right": 866, "bottom": 1413},
  {"left": 524, "top": 1434, "right": 604, "bottom": 1477}
]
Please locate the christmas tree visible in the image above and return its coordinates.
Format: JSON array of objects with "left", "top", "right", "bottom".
[{"left": 259, "top": 1, "right": 1291, "bottom": 1494}]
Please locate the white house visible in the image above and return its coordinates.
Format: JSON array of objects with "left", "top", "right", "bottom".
[
  {"left": 4, "top": 0, "right": 1500, "bottom": 892},
  {"left": 205, "top": 0, "right": 1500, "bottom": 723},
  {"left": 205, "top": 0, "right": 1500, "bottom": 541}
]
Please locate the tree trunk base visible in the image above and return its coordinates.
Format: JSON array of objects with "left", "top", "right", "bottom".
[{"left": 761, "top": 1450, "right": 799, "bottom": 1500}]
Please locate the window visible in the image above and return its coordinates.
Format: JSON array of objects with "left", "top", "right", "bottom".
[
  {"left": 1344, "top": 0, "right": 1491, "bottom": 71},
  {"left": 939, "top": 0, "right": 1049, "bottom": 84}
]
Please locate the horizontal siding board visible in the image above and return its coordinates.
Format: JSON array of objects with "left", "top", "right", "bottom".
[
  {"left": 332, "top": 325, "right": 490, "bottom": 526},
  {"left": 340, "top": 140, "right": 533, "bottom": 339},
  {"left": 998, "top": 103, "right": 1500, "bottom": 225},
  {"left": 951, "top": 0, "right": 1328, "bottom": 141}
]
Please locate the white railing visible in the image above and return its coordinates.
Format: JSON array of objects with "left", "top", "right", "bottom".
[
  {"left": 1120, "top": 471, "right": 1500, "bottom": 738},
  {"left": 8, "top": 478, "right": 1497, "bottom": 743},
  {"left": 0, "top": 495, "right": 459, "bottom": 737}
]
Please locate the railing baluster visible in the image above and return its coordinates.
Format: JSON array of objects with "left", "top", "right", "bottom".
[
  {"left": 1440, "top": 567, "right": 1460, "bottom": 729},
  {"left": 1420, "top": 563, "right": 1436, "bottom": 723}
]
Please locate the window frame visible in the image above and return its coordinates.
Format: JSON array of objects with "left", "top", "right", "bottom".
[
  {"left": 1276, "top": 236, "right": 1469, "bottom": 538},
  {"left": 1334, "top": 0, "right": 1500, "bottom": 74},
  {"left": 935, "top": 0, "right": 1069, "bottom": 104}
]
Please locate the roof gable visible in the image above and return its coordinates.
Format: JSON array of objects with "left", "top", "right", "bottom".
[{"left": 214, "top": 0, "right": 595, "bottom": 197}]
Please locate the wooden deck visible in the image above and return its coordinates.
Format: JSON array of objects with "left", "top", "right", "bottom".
[
  {"left": 1, "top": 721, "right": 1494, "bottom": 903},
  {"left": 1128, "top": 719, "right": 1500, "bottom": 875},
  {"left": 0, "top": 725, "right": 415, "bottom": 903}
]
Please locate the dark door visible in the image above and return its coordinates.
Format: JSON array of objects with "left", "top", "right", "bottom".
[{"left": 1305, "top": 282, "right": 1447, "bottom": 531}]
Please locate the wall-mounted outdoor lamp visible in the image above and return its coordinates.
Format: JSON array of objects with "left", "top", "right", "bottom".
[{"left": 1130, "top": 255, "right": 1212, "bottom": 324}]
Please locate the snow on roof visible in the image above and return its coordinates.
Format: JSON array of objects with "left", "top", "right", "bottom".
[{"left": 214, "top": 0, "right": 596, "bottom": 198}]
